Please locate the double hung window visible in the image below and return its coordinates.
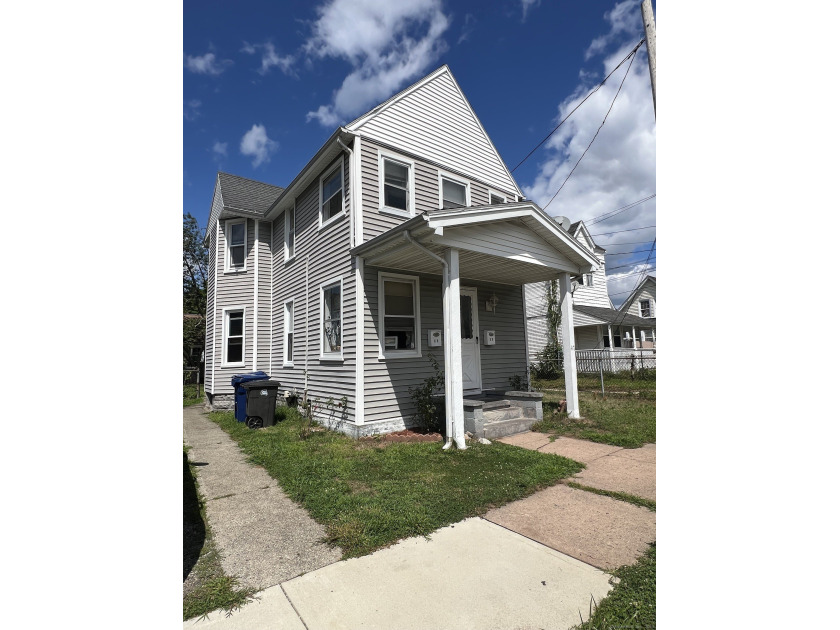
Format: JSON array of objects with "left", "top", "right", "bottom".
[
  {"left": 320, "top": 160, "right": 344, "bottom": 226},
  {"left": 284, "top": 300, "right": 294, "bottom": 366},
  {"left": 379, "top": 273, "right": 421, "bottom": 358},
  {"left": 224, "top": 310, "right": 244, "bottom": 365},
  {"left": 226, "top": 220, "right": 246, "bottom": 271},
  {"left": 321, "top": 280, "right": 342, "bottom": 358},
  {"left": 640, "top": 299, "right": 651, "bottom": 318},
  {"left": 441, "top": 177, "right": 467, "bottom": 208},
  {"left": 285, "top": 205, "right": 295, "bottom": 261}
]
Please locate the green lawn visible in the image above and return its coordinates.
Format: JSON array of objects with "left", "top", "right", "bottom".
[
  {"left": 183, "top": 445, "right": 253, "bottom": 620},
  {"left": 531, "top": 375, "right": 656, "bottom": 448},
  {"left": 209, "top": 408, "right": 584, "bottom": 559},
  {"left": 575, "top": 543, "right": 656, "bottom": 629},
  {"left": 183, "top": 383, "right": 205, "bottom": 407}
]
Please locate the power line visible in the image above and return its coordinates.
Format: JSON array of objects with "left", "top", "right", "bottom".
[
  {"left": 585, "top": 194, "right": 656, "bottom": 226},
  {"left": 605, "top": 245, "right": 657, "bottom": 255},
  {"left": 511, "top": 38, "right": 645, "bottom": 174},
  {"left": 589, "top": 224, "right": 656, "bottom": 237},
  {"left": 614, "top": 238, "right": 656, "bottom": 326},
  {"left": 605, "top": 257, "right": 656, "bottom": 272},
  {"left": 543, "top": 50, "right": 639, "bottom": 212}
]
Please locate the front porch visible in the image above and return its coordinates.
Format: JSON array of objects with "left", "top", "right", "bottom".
[{"left": 351, "top": 202, "right": 599, "bottom": 448}]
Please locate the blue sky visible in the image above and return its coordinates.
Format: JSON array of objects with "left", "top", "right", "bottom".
[{"left": 184, "top": 0, "right": 656, "bottom": 305}]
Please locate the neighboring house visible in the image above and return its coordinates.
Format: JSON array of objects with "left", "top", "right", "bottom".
[
  {"left": 524, "top": 225, "right": 656, "bottom": 370},
  {"left": 204, "top": 65, "right": 599, "bottom": 446}
]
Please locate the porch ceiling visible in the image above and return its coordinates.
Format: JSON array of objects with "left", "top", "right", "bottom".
[{"left": 351, "top": 202, "right": 599, "bottom": 285}]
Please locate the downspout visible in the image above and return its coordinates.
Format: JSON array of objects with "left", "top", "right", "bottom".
[
  {"left": 305, "top": 254, "right": 310, "bottom": 396},
  {"left": 402, "top": 231, "right": 463, "bottom": 450}
]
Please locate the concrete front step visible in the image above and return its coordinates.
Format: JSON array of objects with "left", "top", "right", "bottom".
[
  {"left": 483, "top": 417, "right": 537, "bottom": 439},
  {"left": 482, "top": 406, "right": 524, "bottom": 422},
  {"left": 482, "top": 399, "right": 512, "bottom": 411}
]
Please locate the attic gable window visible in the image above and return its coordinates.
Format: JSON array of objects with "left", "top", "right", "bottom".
[
  {"left": 640, "top": 299, "right": 652, "bottom": 318},
  {"left": 319, "top": 157, "right": 345, "bottom": 228},
  {"left": 225, "top": 220, "right": 246, "bottom": 272},
  {"left": 489, "top": 191, "right": 507, "bottom": 204},
  {"left": 439, "top": 171, "right": 470, "bottom": 209}
]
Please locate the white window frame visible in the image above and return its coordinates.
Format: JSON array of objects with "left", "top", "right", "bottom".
[
  {"left": 319, "top": 277, "right": 344, "bottom": 361},
  {"left": 378, "top": 149, "right": 415, "bottom": 218},
  {"left": 584, "top": 273, "right": 594, "bottom": 287},
  {"left": 378, "top": 272, "right": 422, "bottom": 359},
  {"left": 318, "top": 156, "right": 346, "bottom": 230},
  {"left": 438, "top": 169, "right": 471, "bottom": 210},
  {"left": 224, "top": 219, "right": 247, "bottom": 273},
  {"left": 284, "top": 202, "right": 295, "bottom": 263},
  {"left": 488, "top": 189, "right": 507, "bottom": 205},
  {"left": 640, "top": 299, "right": 652, "bottom": 318},
  {"left": 222, "top": 307, "right": 246, "bottom": 367},
  {"left": 283, "top": 299, "right": 294, "bottom": 367}
]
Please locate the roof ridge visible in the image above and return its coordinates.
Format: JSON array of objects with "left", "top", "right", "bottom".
[{"left": 218, "top": 171, "right": 285, "bottom": 190}]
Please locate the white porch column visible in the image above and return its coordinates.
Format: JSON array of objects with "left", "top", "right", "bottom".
[
  {"left": 445, "top": 248, "right": 466, "bottom": 449},
  {"left": 354, "top": 256, "right": 365, "bottom": 426},
  {"left": 632, "top": 326, "right": 637, "bottom": 349},
  {"left": 559, "top": 273, "right": 580, "bottom": 419}
]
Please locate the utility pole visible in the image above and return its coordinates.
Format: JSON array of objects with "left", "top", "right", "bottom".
[{"left": 640, "top": 0, "right": 656, "bottom": 116}]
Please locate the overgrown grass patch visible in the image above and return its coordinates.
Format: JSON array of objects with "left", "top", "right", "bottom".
[
  {"left": 209, "top": 407, "right": 584, "bottom": 559},
  {"left": 183, "top": 446, "right": 253, "bottom": 620},
  {"left": 575, "top": 543, "right": 656, "bottom": 629},
  {"left": 183, "top": 384, "right": 205, "bottom": 407},
  {"left": 532, "top": 381, "right": 655, "bottom": 448},
  {"left": 566, "top": 482, "right": 655, "bottom": 511}
]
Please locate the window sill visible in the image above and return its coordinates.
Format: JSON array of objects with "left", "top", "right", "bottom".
[
  {"left": 319, "top": 355, "right": 344, "bottom": 363},
  {"left": 223, "top": 268, "right": 247, "bottom": 275},
  {"left": 221, "top": 362, "right": 246, "bottom": 368},
  {"left": 284, "top": 255, "right": 296, "bottom": 266},
  {"left": 379, "top": 206, "right": 412, "bottom": 219},
  {"left": 379, "top": 350, "right": 422, "bottom": 360},
  {"left": 319, "top": 212, "right": 346, "bottom": 231},
  {"left": 283, "top": 362, "right": 295, "bottom": 368}
]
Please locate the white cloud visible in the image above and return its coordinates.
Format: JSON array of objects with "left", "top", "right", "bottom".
[
  {"left": 184, "top": 99, "right": 201, "bottom": 121},
  {"left": 239, "top": 124, "right": 278, "bottom": 167},
  {"left": 458, "top": 14, "right": 476, "bottom": 45},
  {"left": 304, "top": 0, "right": 450, "bottom": 126},
  {"left": 586, "top": 0, "right": 640, "bottom": 60},
  {"left": 606, "top": 264, "right": 656, "bottom": 308},
  {"left": 521, "top": 0, "right": 655, "bottom": 305},
  {"left": 184, "top": 52, "right": 232, "bottom": 75},
  {"left": 521, "top": 0, "right": 541, "bottom": 22},
  {"left": 212, "top": 141, "right": 227, "bottom": 157},
  {"left": 241, "top": 41, "right": 296, "bottom": 76}
]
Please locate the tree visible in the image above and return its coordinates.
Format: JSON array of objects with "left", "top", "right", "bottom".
[{"left": 183, "top": 214, "right": 208, "bottom": 370}]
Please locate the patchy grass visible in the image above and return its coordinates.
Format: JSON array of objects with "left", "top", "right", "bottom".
[
  {"left": 184, "top": 383, "right": 205, "bottom": 408},
  {"left": 532, "top": 378, "right": 655, "bottom": 448},
  {"left": 183, "top": 446, "right": 253, "bottom": 620},
  {"left": 575, "top": 543, "right": 656, "bottom": 629},
  {"left": 566, "top": 482, "right": 656, "bottom": 512},
  {"left": 209, "top": 407, "right": 584, "bottom": 559},
  {"left": 533, "top": 373, "right": 656, "bottom": 398}
]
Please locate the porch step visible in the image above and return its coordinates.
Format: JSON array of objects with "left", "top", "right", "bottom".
[
  {"left": 482, "top": 417, "right": 537, "bottom": 440},
  {"left": 482, "top": 399, "right": 512, "bottom": 412},
  {"left": 482, "top": 406, "right": 523, "bottom": 422}
]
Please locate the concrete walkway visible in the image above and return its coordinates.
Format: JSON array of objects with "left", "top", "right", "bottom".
[
  {"left": 488, "top": 432, "right": 656, "bottom": 570},
  {"left": 183, "top": 409, "right": 614, "bottom": 629},
  {"left": 183, "top": 406, "right": 341, "bottom": 591}
]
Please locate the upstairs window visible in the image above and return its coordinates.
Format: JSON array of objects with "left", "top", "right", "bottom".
[
  {"left": 441, "top": 178, "right": 467, "bottom": 208},
  {"left": 640, "top": 299, "right": 652, "bottom": 318},
  {"left": 584, "top": 273, "right": 593, "bottom": 287},
  {"left": 321, "top": 279, "right": 343, "bottom": 359},
  {"left": 379, "top": 153, "right": 414, "bottom": 216},
  {"left": 489, "top": 191, "right": 507, "bottom": 205},
  {"left": 285, "top": 204, "right": 295, "bottom": 261},
  {"left": 224, "top": 309, "right": 244, "bottom": 365},
  {"left": 226, "top": 220, "right": 246, "bottom": 271},
  {"left": 320, "top": 160, "right": 344, "bottom": 227}
]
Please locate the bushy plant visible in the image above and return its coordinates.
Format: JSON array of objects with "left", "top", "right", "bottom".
[
  {"left": 530, "top": 340, "right": 563, "bottom": 380},
  {"left": 409, "top": 354, "right": 445, "bottom": 432}
]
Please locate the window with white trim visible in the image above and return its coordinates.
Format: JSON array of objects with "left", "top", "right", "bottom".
[
  {"left": 379, "top": 273, "right": 421, "bottom": 358},
  {"left": 640, "top": 299, "right": 652, "bottom": 318},
  {"left": 489, "top": 191, "right": 507, "bottom": 205},
  {"left": 321, "top": 280, "right": 342, "bottom": 358},
  {"left": 224, "top": 309, "right": 245, "bottom": 365},
  {"left": 584, "top": 273, "right": 593, "bottom": 287},
  {"left": 439, "top": 172, "right": 470, "bottom": 209},
  {"left": 319, "top": 160, "right": 344, "bottom": 226},
  {"left": 226, "top": 220, "right": 246, "bottom": 271},
  {"left": 379, "top": 152, "right": 413, "bottom": 216},
  {"left": 285, "top": 204, "right": 295, "bottom": 261},
  {"left": 284, "top": 300, "right": 294, "bottom": 365}
]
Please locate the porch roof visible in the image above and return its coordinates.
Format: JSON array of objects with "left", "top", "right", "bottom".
[
  {"left": 350, "top": 202, "right": 600, "bottom": 285},
  {"left": 574, "top": 305, "right": 656, "bottom": 328}
]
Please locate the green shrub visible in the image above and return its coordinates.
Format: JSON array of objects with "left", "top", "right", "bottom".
[{"left": 409, "top": 354, "right": 445, "bottom": 432}]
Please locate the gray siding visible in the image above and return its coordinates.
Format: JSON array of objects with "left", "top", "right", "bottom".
[
  {"left": 256, "top": 220, "right": 272, "bottom": 372},
  {"left": 205, "top": 184, "right": 221, "bottom": 388},
  {"left": 268, "top": 157, "right": 359, "bottom": 420}
]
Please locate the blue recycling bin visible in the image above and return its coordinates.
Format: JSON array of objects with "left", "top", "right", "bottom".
[{"left": 231, "top": 371, "right": 269, "bottom": 422}]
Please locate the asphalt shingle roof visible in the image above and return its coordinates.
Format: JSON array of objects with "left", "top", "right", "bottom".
[{"left": 218, "top": 172, "right": 285, "bottom": 215}]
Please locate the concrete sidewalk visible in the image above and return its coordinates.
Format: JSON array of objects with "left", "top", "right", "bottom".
[
  {"left": 183, "top": 406, "right": 341, "bottom": 591},
  {"left": 185, "top": 518, "right": 613, "bottom": 630}
]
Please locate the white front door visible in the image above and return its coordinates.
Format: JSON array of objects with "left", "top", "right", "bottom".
[{"left": 459, "top": 287, "right": 482, "bottom": 392}]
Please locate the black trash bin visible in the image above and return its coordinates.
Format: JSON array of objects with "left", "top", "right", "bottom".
[
  {"left": 242, "top": 380, "right": 281, "bottom": 429},
  {"left": 231, "top": 371, "right": 269, "bottom": 422}
]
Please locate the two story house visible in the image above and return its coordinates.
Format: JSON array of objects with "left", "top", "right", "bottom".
[
  {"left": 204, "top": 65, "right": 599, "bottom": 446},
  {"left": 524, "top": 224, "right": 656, "bottom": 371}
]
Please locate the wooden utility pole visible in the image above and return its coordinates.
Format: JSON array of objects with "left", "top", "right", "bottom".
[{"left": 641, "top": 0, "right": 656, "bottom": 116}]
